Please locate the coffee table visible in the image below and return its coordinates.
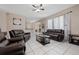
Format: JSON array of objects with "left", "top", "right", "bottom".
[{"left": 36, "top": 34, "right": 50, "bottom": 45}]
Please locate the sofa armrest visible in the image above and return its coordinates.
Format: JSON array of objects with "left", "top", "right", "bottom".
[
  {"left": 57, "top": 34, "right": 64, "bottom": 41},
  {"left": 0, "top": 42, "right": 25, "bottom": 54},
  {"left": 43, "top": 32, "right": 48, "bottom": 35},
  {"left": 59, "top": 34, "right": 64, "bottom": 36},
  {"left": 25, "top": 32, "right": 30, "bottom": 34},
  {"left": 24, "top": 32, "right": 30, "bottom": 36},
  {"left": 8, "top": 36, "right": 23, "bottom": 42}
]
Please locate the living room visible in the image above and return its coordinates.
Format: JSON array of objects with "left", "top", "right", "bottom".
[{"left": 0, "top": 4, "right": 79, "bottom": 55}]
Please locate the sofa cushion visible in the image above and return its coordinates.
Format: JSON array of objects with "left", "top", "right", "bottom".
[
  {"left": 0, "top": 40, "right": 9, "bottom": 47},
  {"left": 12, "top": 30, "right": 24, "bottom": 35},
  {"left": 9, "top": 30, "right": 30, "bottom": 43},
  {"left": 47, "top": 29, "right": 64, "bottom": 35},
  {"left": 73, "top": 36, "right": 79, "bottom": 40},
  {"left": 8, "top": 36, "right": 23, "bottom": 42},
  {"left": 49, "top": 34, "right": 58, "bottom": 37},
  {"left": 0, "top": 28, "right": 1, "bottom": 33},
  {"left": 0, "top": 33, "right": 6, "bottom": 42}
]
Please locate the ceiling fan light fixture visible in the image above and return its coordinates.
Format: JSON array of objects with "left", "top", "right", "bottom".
[
  {"left": 32, "top": 4, "right": 45, "bottom": 12},
  {"left": 35, "top": 9, "right": 41, "bottom": 12}
]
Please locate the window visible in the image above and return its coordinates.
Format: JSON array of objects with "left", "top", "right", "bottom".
[
  {"left": 48, "top": 19, "right": 53, "bottom": 29},
  {"left": 54, "top": 17, "right": 60, "bottom": 29},
  {"left": 54, "top": 15, "right": 64, "bottom": 29},
  {"left": 59, "top": 15, "right": 64, "bottom": 29}
]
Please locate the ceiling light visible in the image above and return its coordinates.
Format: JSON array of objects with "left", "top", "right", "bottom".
[{"left": 32, "top": 4, "right": 45, "bottom": 12}]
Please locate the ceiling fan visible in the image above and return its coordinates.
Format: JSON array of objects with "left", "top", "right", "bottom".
[{"left": 32, "top": 4, "right": 45, "bottom": 12}]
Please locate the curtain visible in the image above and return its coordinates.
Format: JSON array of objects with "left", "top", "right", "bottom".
[
  {"left": 64, "top": 13, "right": 71, "bottom": 40},
  {"left": 54, "top": 17, "right": 60, "bottom": 29},
  {"left": 53, "top": 15, "right": 64, "bottom": 29},
  {"left": 48, "top": 19, "right": 53, "bottom": 29}
]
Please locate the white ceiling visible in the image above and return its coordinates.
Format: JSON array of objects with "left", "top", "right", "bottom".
[{"left": 0, "top": 4, "right": 75, "bottom": 22}]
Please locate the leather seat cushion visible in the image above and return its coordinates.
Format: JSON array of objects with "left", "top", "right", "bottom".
[
  {"left": 8, "top": 37, "right": 23, "bottom": 42},
  {"left": 73, "top": 36, "right": 79, "bottom": 40},
  {"left": 0, "top": 40, "right": 9, "bottom": 47},
  {"left": 12, "top": 30, "right": 24, "bottom": 35},
  {"left": 0, "top": 33, "right": 6, "bottom": 42}
]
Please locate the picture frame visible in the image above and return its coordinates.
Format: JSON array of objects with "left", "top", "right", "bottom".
[{"left": 13, "top": 18, "right": 21, "bottom": 25}]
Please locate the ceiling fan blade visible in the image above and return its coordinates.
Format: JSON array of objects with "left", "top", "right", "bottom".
[
  {"left": 32, "top": 9, "right": 36, "bottom": 11},
  {"left": 32, "top": 4, "right": 44, "bottom": 12},
  {"left": 32, "top": 5, "right": 37, "bottom": 8},
  {"left": 40, "top": 4, "right": 42, "bottom": 7},
  {"left": 40, "top": 8, "right": 44, "bottom": 10}
]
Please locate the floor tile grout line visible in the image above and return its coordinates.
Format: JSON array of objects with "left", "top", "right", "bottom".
[
  {"left": 39, "top": 41, "right": 63, "bottom": 55},
  {"left": 62, "top": 44, "right": 72, "bottom": 55},
  {"left": 53, "top": 44, "right": 69, "bottom": 55},
  {"left": 43, "top": 40, "right": 71, "bottom": 55},
  {"left": 26, "top": 40, "right": 36, "bottom": 55},
  {"left": 43, "top": 48, "right": 60, "bottom": 55},
  {"left": 26, "top": 32, "right": 79, "bottom": 55}
]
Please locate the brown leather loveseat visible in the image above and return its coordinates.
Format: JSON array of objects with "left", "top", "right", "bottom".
[
  {"left": 43, "top": 29, "right": 64, "bottom": 42},
  {"left": 0, "top": 32, "right": 26, "bottom": 55},
  {"left": 9, "top": 30, "right": 30, "bottom": 42}
]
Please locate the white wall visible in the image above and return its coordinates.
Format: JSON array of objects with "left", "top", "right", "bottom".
[
  {"left": 7, "top": 13, "right": 26, "bottom": 31},
  {"left": 0, "top": 10, "right": 27, "bottom": 33},
  {"left": 0, "top": 5, "right": 79, "bottom": 35},
  {"left": 37, "top": 5, "right": 79, "bottom": 35},
  {"left": 0, "top": 10, "right": 7, "bottom": 32},
  {"left": 25, "top": 20, "right": 33, "bottom": 30},
  {"left": 71, "top": 5, "right": 79, "bottom": 34}
]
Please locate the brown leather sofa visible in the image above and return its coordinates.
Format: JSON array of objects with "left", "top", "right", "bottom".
[
  {"left": 69, "top": 34, "right": 79, "bottom": 45},
  {"left": 43, "top": 29, "right": 64, "bottom": 42},
  {"left": 0, "top": 32, "right": 26, "bottom": 55},
  {"left": 9, "top": 30, "right": 30, "bottom": 42}
]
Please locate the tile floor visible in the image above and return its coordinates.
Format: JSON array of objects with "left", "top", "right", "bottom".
[{"left": 25, "top": 32, "right": 79, "bottom": 55}]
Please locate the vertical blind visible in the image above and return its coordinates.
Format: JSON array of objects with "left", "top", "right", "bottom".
[
  {"left": 59, "top": 15, "right": 64, "bottom": 29},
  {"left": 48, "top": 15, "right": 64, "bottom": 29},
  {"left": 48, "top": 19, "right": 53, "bottom": 29},
  {"left": 54, "top": 17, "right": 60, "bottom": 29}
]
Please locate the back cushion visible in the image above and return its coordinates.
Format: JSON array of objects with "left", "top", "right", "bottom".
[
  {"left": 9, "top": 31, "right": 15, "bottom": 38},
  {"left": 47, "top": 29, "right": 56, "bottom": 33},
  {"left": 0, "top": 33, "right": 6, "bottom": 42},
  {"left": 12, "top": 30, "right": 24, "bottom": 35},
  {"left": 47, "top": 29, "right": 52, "bottom": 34},
  {"left": 55, "top": 29, "right": 61, "bottom": 33},
  {"left": 0, "top": 28, "right": 1, "bottom": 33},
  {"left": 47, "top": 29, "right": 64, "bottom": 34}
]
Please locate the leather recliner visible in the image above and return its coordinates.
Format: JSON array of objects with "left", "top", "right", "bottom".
[
  {"left": 43, "top": 29, "right": 64, "bottom": 42},
  {"left": 0, "top": 32, "right": 26, "bottom": 55},
  {"left": 9, "top": 30, "right": 30, "bottom": 42}
]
